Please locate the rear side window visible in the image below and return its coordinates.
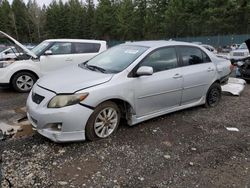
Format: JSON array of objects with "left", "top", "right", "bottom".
[
  {"left": 140, "top": 47, "right": 178, "bottom": 73},
  {"left": 73, "top": 43, "right": 101, "bottom": 53},
  {"left": 179, "top": 46, "right": 211, "bottom": 66}
]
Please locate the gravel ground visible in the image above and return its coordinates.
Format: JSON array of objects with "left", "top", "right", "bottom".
[{"left": 1, "top": 84, "right": 250, "bottom": 188}]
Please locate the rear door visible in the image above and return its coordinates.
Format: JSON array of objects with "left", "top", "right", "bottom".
[
  {"left": 133, "top": 47, "right": 183, "bottom": 117},
  {"left": 177, "top": 46, "right": 216, "bottom": 105},
  {"left": 40, "top": 42, "right": 73, "bottom": 74},
  {"left": 71, "top": 42, "right": 101, "bottom": 64}
]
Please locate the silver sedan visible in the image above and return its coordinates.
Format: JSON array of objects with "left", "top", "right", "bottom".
[{"left": 26, "top": 41, "right": 232, "bottom": 142}]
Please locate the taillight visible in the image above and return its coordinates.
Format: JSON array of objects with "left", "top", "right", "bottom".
[{"left": 230, "top": 64, "right": 234, "bottom": 72}]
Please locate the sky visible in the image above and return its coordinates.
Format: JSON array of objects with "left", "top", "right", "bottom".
[{"left": 8, "top": 0, "right": 69, "bottom": 7}]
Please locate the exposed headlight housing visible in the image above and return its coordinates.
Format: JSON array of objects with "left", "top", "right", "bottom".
[
  {"left": 48, "top": 93, "right": 89, "bottom": 108},
  {"left": 0, "top": 61, "right": 13, "bottom": 68}
]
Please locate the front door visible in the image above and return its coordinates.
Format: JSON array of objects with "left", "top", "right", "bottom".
[
  {"left": 40, "top": 42, "right": 73, "bottom": 74},
  {"left": 133, "top": 47, "right": 183, "bottom": 117}
]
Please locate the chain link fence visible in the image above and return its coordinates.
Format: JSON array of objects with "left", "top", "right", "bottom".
[{"left": 107, "top": 34, "right": 250, "bottom": 48}]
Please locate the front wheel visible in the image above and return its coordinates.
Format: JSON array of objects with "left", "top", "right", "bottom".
[
  {"left": 85, "top": 101, "right": 121, "bottom": 141},
  {"left": 205, "top": 82, "right": 222, "bottom": 108},
  {"left": 11, "top": 71, "right": 37, "bottom": 93}
]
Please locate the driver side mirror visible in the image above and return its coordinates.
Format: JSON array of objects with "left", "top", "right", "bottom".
[
  {"left": 4, "top": 51, "right": 10, "bottom": 55},
  {"left": 136, "top": 66, "right": 153, "bottom": 76},
  {"left": 44, "top": 50, "right": 52, "bottom": 56}
]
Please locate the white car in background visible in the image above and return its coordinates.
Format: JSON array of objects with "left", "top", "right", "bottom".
[
  {"left": 0, "top": 46, "right": 22, "bottom": 60},
  {"left": 230, "top": 42, "right": 250, "bottom": 60},
  {"left": 0, "top": 31, "right": 107, "bottom": 92},
  {"left": 0, "top": 45, "right": 7, "bottom": 52}
]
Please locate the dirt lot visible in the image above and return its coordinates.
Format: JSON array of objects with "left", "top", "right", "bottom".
[{"left": 1, "top": 84, "right": 250, "bottom": 188}]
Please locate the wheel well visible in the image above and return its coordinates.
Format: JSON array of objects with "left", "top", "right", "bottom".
[
  {"left": 10, "top": 70, "right": 39, "bottom": 83},
  {"left": 214, "top": 80, "right": 220, "bottom": 84},
  {"left": 101, "top": 99, "right": 134, "bottom": 120}
]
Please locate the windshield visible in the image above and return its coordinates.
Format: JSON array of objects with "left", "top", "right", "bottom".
[
  {"left": 31, "top": 41, "right": 51, "bottom": 56},
  {"left": 81, "top": 45, "right": 148, "bottom": 73},
  {"left": 239, "top": 43, "right": 247, "bottom": 49}
]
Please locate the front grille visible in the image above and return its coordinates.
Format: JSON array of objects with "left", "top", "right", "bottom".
[
  {"left": 233, "top": 52, "right": 244, "bottom": 56},
  {"left": 32, "top": 93, "right": 45, "bottom": 104}
]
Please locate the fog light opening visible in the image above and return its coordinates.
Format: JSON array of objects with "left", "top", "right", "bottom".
[
  {"left": 46, "top": 123, "right": 63, "bottom": 131},
  {"left": 57, "top": 124, "right": 62, "bottom": 130}
]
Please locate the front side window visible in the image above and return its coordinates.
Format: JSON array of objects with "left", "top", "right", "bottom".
[
  {"left": 73, "top": 43, "right": 101, "bottom": 53},
  {"left": 179, "top": 46, "right": 210, "bottom": 66},
  {"left": 140, "top": 47, "right": 178, "bottom": 73},
  {"left": 49, "top": 42, "right": 72, "bottom": 55}
]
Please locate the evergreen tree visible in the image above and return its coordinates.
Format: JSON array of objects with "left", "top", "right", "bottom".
[
  {"left": 133, "top": 0, "right": 147, "bottom": 40},
  {"left": 0, "top": 0, "right": 13, "bottom": 35},
  {"left": 85, "top": 0, "right": 95, "bottom": 38},
  {"left": 11, "top": 0, "right": 29, "bottom": 41},
  {"left": 65, "top": 0, "right": 85, "bottom": 38},
  {"left": 116, "top": 0, "right": 136, "bottom": 40},
  {"left": 94, "top": 0, "right": 117, "bottom": 40},
  {"left": 45, "top": 0, "right": 68, "bottom": 38},
  {"left": 27, "top": 0, "right": 43, "bottom": 42}
]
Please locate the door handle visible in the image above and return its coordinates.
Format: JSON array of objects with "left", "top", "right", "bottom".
[
  {"left": 207, "top": 67, "right": 214, "bottom": 72},
  {"left": 66, "top": 58, "right": 73, "bottom": 62},
  {"left": 173, "top": 74, "right": 182, "bottom": 79}
]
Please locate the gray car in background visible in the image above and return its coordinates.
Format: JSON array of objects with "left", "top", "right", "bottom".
[{"left": 26, "top": 41, "right": 232, "bottom": 142}]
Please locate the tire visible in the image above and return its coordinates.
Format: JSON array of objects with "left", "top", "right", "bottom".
[
  {"left": 205, "top": 82, "right": 222, "bottom": 108},
  {"left": 11, "top": 71, "right": 37, "bottom": 93},
  {"left": 86, "top": 101, "right": 121, "bottom": 141}
]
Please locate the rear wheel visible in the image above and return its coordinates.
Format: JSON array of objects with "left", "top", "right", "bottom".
[
  {"left": 11, "top": 71, "right": 37, "bottom": 93},
  {"left": 205, "top": 82, "right": 221, "bottom": 107},
  {"left": 86, "top": 101, "right": 121, "bottom": 141}
]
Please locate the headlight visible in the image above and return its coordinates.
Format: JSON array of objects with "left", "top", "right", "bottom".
[
  {"left": 0, "top": 61, "right": 13, "bottom": 68},
  {"left": 48, "top": 93, "right": 89, "bottom": 108}
]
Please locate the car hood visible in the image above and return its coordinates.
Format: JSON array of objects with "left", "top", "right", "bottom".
[
  {"left": 0, "top": 31, "right": 37, "bottom": 59},
  {"left": 245, "top": 39, "right": 250, "bottom": 53},
  {"left": 37, "top": 65, "right": 113, "bottom": 93}
]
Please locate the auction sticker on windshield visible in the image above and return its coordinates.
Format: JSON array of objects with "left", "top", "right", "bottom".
[{"left": 124, "top": 49, "right": 139, "bottom": 54}]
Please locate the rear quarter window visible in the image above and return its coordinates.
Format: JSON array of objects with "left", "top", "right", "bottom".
[{"left": 73, "top": 43, "right": 101, "bottom": 53}]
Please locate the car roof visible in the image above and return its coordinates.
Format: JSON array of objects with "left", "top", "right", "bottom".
[
  {"left": 124, "top": 40, "right": 201, "bottom": 48},
  {"left": 44, "top": 39, "right": 106, "bottom": 43}
]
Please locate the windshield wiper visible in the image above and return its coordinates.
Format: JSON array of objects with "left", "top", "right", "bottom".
[{"left": 85, "top": 64, "right": 106, "bottom": 73}]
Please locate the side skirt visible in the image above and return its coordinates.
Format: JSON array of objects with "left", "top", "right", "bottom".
[{"left": 128, "top": 96, "right": 206, "bottom": 126}]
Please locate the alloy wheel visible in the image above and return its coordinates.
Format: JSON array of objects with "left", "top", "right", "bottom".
[{"left": 94, "top": 107, "right": 118, "bottom": 138}]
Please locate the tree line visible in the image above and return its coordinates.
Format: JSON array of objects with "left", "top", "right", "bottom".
[{"left": 0, "top": 0, "right": 249, "bottom": 43}]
